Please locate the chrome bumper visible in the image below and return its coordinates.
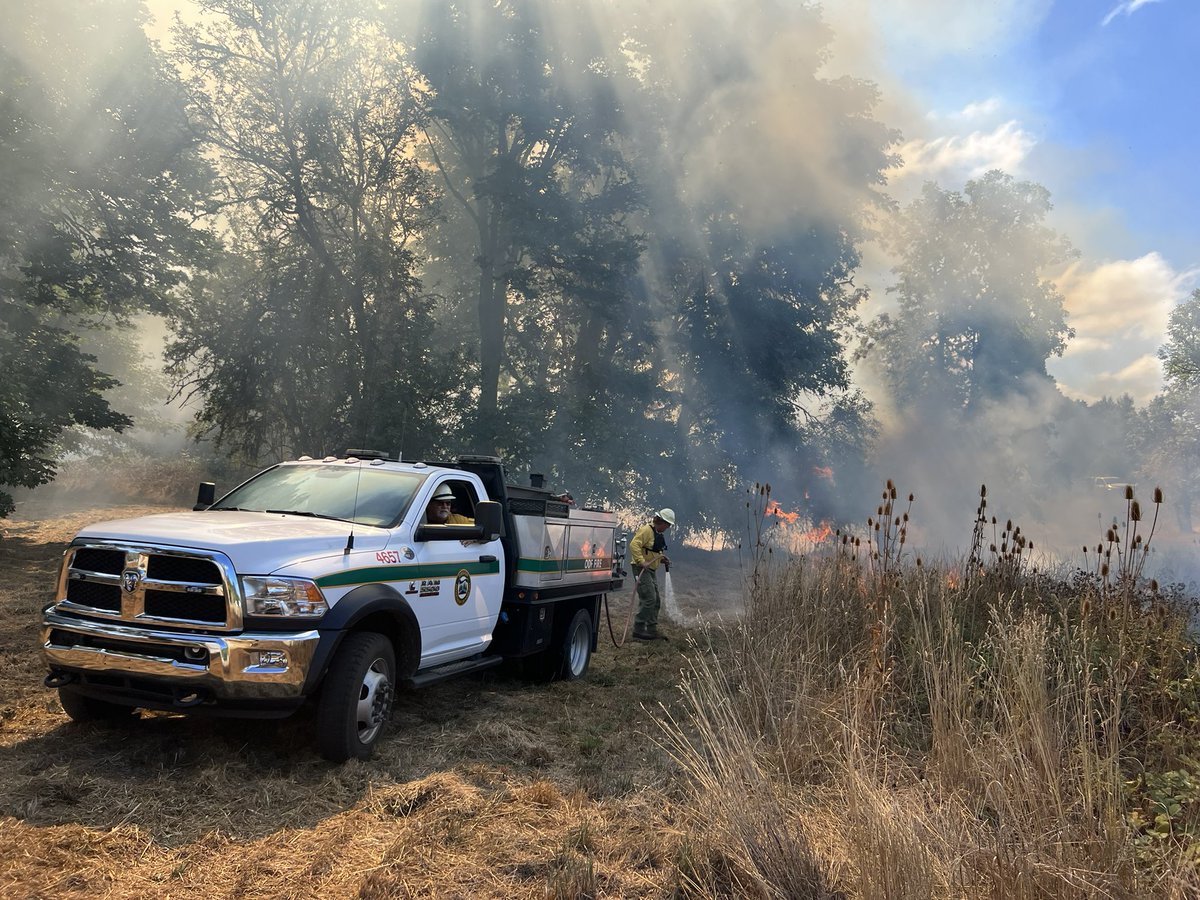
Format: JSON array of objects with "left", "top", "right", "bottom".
[{"left": 41, "top": 609, "right": 319, "bottom": 700}]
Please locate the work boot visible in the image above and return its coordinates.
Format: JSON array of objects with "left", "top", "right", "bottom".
[{"left": 631, "top": 625, "right": 654, "bottom": 641}]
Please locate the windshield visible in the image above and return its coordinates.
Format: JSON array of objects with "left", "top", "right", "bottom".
[{"left": 211, "top": 464, "right": 425, "bottom": 528}]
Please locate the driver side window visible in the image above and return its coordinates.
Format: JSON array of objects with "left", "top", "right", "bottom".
[{"left": 423, "top": 479, "right": 478, "bottom": 524}]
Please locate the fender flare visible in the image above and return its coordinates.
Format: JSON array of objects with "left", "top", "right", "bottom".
[{"left": 305, "top": 583, "right": 422, "bottom": 693}]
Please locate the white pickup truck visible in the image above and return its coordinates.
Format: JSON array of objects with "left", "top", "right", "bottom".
[{"left": 40, "top": 453, "right": 625, "bottom": 761}]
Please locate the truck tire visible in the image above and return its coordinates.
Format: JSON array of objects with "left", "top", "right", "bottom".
[
  {"left": 315, "top": 631, "right": 396, "bottom": 763},
  {"left": 556, "top": 608, "right": 594, "bottom": 681},
  {"left": 58, "top": 687, "right": 139, "bottom": 723}
]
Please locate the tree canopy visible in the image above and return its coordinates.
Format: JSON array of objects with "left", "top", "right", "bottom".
[
  {"left": 869, "top": 172, "right": 1076, "bottom": 412},
  {"left": 4, "top": 0, "right": 1189, "bottom": 550},
  {"left": 0, "top": 0, "right": 214, "bottom": 514}
]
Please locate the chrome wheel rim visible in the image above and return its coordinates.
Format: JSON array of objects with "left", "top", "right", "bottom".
[
  {"left": 356, "top": 657, "right": 393, "bottom": 744},
  {"left": 566, "top": 621, "right": 589, "bottom": 676}
]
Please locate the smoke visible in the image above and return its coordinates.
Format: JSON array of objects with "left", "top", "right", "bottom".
[{"left": 22, "top": 0, "right": 1188, "bottom": 584}]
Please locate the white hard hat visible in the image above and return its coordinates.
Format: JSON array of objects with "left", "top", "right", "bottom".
[
  {"left": 655, "top": 508, "right": 676, "bottom": 526},
  {"left": 431, "top": 485, "right": 455, "bottom": 501}
]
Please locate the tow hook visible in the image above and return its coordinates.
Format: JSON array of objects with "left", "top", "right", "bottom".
[{"left": 44, "top": 671, "right": 77, "bottom": 688}]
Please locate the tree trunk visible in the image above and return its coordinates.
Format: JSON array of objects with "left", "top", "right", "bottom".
[{"left": 476, "top": 209, "right": 505, "bottom": 453}]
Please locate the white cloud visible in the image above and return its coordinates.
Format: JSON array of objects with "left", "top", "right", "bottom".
[
  {"left": 1102, "top": 0, "right": 1164, "bottom": 27},
  {"left": 1048, "top": 253, "right": 1195, "bottom": 402},
  {"left": 957, "top": 97, "right": 1003, "bottom": 121},
  {"left": 1076, "top": 355, "right": 1164, "bottom": 403},
  {"left": 897, "top": 120, "right": 1036, "bottom": 181}
]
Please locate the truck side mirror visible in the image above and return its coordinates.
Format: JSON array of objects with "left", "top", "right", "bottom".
[
  {"left": 474, "top": 501, "right": 504, "bottom": 541},
  {"left": 193, "top": 482, "right": 216, "bottom": 511}
]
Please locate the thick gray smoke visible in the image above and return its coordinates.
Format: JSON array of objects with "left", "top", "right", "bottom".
[{"left": 18, "top": 0, "right": 1189, "bottom": 588}]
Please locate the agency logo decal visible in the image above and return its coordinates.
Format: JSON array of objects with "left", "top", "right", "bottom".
[{"left": 454, "top": 570, "right": 471, "bottom": 606}]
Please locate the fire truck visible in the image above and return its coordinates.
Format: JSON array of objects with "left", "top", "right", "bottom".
[{"left": 40, "top": 453, "right": 624, "bottom": 761}]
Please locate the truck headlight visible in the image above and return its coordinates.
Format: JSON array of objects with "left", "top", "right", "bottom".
[{"left": 241, "top": 576, "right": 328, "bottom": 617}]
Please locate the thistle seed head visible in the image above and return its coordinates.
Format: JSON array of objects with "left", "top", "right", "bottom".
[
  {"left": 980, "top": 484, "right": 987, "bottom": 497},
  {"left": 1154, "top": 487, "right": 1164, "bottom": 505},
  {"left": 1124, "top": 485, "right": 1134, "bottom": 500},
  {"left": 1131, "top": 501, "right": 1141, "bottom": 522}
]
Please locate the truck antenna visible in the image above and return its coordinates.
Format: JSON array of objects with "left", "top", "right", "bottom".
[{"left": 345, "top": 453, "right": 363, "bottom": 556}]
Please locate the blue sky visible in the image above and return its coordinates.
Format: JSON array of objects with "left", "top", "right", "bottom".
[{"left": 828, "top": 0, "right": 1199, "bottom": 403}]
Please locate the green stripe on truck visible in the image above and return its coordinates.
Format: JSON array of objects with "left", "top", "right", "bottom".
[{"left": 315, "top": 559, "right": 500, "bottom": 589}]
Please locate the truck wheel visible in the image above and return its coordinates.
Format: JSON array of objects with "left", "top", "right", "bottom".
[
  {"left": 557, "top": 608, "right": 594, "bottom": 681},
  {"left": 316, "top": 631, "right": 395, "bottom": 763},
  {"left": 58, "top": 687, "right": 139, "bottom": 723}
]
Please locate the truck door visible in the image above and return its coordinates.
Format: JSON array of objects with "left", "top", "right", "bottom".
[{"left": 410, "top": 477, "right": 504, "bottom": 666}]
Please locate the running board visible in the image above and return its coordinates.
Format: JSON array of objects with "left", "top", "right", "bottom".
[{"left": 407, "top": 655, "right": 503, "bottom": 689}]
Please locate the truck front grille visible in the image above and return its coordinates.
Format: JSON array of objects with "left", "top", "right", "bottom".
[
  {"left": 146, "top": 556, "right": 222, "bottom": 584},
  {"left": 144, "top": 589, "right": 225, "bottom": 623},
  {"left": 72, "top": 547, "right": 125, "bottom": 575},
  {"left": 66, "top": 580, "right": 121, "bottom": 611},
  {"left": 58, "top": 542, "right": 240, "bottom": 631}
]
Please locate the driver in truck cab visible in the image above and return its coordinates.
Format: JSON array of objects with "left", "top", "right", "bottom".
[{"left": 426, "top": 484, "right": 475, "bottom": 525}]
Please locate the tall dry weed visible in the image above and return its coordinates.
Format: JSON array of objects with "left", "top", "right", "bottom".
[{"left": 662, "top": 480, "right": 1199, "bottom": 898}]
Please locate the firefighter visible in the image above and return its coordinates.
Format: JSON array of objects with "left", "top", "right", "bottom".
[
  {"left": 630, "top": 508, "right": 675, "bottom": 641},
  {"left": 426, "top": 485, "right": 474, "bottom": 525}
]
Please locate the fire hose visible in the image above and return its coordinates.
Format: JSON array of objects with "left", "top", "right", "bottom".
[
  {"left": 602, "top": 559, "right": 668, "bottom": 647},
  {"left": 603, "top": 564, "right": 645, "bottom": 648}
]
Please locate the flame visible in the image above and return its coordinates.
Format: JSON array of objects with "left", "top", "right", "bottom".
[
  {"left": 813, "top": 466, "right": 834, "bottom": 480},
  {"left": 804, "top": 521, "right": 833, "bottom": 543},
  {"left": 765, "top": 499, "right": 801, "bottom": 525},
  {"left": 946, "top": 571, "right": 960, "bottom": 590}
]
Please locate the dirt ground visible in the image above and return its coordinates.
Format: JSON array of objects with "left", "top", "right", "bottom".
[{"left": 0, "top": 505, "right": 745, "bottom": 899}]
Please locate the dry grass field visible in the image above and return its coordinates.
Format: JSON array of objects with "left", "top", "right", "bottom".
[
  {"left": 0, "top": 505, "right": 742, "bottom": 900},
  {"left": 7, "top": 484, "right": 1199, "bottom": 898}
]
